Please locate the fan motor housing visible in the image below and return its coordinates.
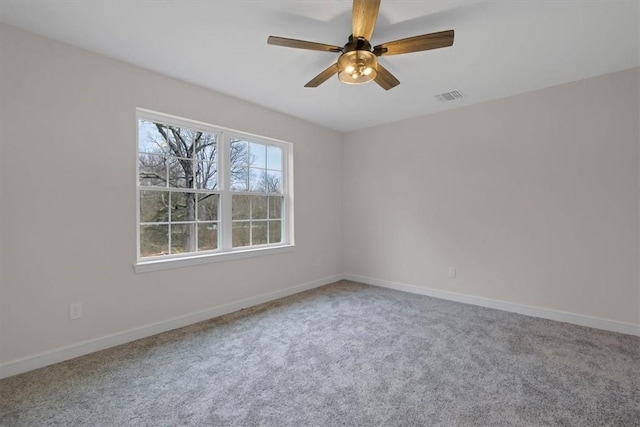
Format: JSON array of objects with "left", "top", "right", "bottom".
[{"left": 344, "top": 35, "right": 373, "bottom": 54}]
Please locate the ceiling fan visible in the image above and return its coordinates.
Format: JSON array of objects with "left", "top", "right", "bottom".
[{"left": 267, "top": 0, "right": 454, "bottom": 90}]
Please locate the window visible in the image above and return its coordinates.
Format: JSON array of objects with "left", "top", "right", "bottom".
[{"left": 136, "top": 109, "right": 293, "bottom": 270}]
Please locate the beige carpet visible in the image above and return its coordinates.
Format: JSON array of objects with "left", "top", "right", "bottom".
[{"left": 1, "top": 281, "right": 638, "bottom": 426}]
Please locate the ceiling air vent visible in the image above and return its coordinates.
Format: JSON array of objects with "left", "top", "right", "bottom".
[{"left": 435, "top": 90, "right": 464, "bottom": 102}]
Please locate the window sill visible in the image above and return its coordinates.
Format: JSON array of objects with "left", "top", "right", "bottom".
[{"left": 134, "top": 244, "right": 295, "bottom": 273}]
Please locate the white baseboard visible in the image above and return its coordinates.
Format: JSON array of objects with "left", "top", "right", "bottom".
[
  {"left": 343, "top": 273, "right": 640, "bottom": 337},
  {"left": 0, "top": 274, "right": 342, "bottom": 380},
  {"left": 3, "top": 273, "right": 637, "bottom": 379}
]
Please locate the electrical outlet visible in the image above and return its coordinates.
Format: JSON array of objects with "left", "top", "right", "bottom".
[
  {"left": 69, "top": 303, "right": 82, "bottom": 320},
  {"left": 448, "top": 267, "right": 456, "bottom": 278}
]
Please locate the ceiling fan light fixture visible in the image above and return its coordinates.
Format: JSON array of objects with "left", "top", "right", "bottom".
[
  {"left": 337, "top": 50, "right": 377, "bottom": 85},
  {"left": 268, "top": 0, "right": 454, "bottom": 90}
]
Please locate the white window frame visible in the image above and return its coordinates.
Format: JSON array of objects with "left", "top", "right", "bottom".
[{"left": 134, "top": 109, "right": 294, "bottom": 273}]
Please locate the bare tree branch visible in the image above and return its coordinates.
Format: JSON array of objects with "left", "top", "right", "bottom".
[{"left": 139, "top": 172, "right": 167, "bottom": 183}]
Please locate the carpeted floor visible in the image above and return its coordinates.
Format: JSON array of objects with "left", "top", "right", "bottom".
[{"left": 1, "top": 281, "right": 638, "bottom": 426}]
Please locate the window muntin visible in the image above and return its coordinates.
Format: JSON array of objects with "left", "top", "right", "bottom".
[{"left": 136, "top": 111, "right": 291, "bottom": 263}]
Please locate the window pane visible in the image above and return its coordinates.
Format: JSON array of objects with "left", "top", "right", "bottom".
[
  {"left": 171, "top": 223, "right": 196, "bottom": 254},
  {"left": 267, "top": 146, "right": 282, "bottom": 170},
  {"left": 196, "top": 132, "right": 217, "bottom": 163},
  {"left": 138, "top": 120, "right": 168, "bottom": 156},
  {"left": 167, "top": 157, "right": 192, "bottom": 188},
  {"left": 140, "top": 224, "right": 168, "bottom": 257},
  {"left": 269, "top": 220, "right": 282, "bottom": 244},
  {"left": 139, "top": 154, "right": 167, "bottom": 187},
  {"left": 140, "top": 190, "right": 169, "bottom": 223},
  {"left": 252, "top": 221, "right": 268, "bottom": 245},
  {"left": 249, "top": 168, "right": 266, "bottom": 192},
  {"left": 196, "top": 161, "right": 217, "bottom": 190},
  {"left": 197, "top": 223, "right": 218, "bottom": 251},
  {"left": 232, "top": 222, "right": 250, "bottom": 247},
  {"left": 198, "top": 194, "right": 218, "bottom": 221},
  {"left": 250, "top": 142, "right": 266, "bottom": 168},
  {"left": 251, "top": 195, "right": 267, "bottom": 219},
  {"left": 266, "top": 170, "right": 282, "bottom": 193},
  {"left": 268, "top": 196, "right": 282, "bottom": 219},
  {"left": 164, "top": 125, "right": 193, "bottom": 158},
  {"left": 171, "top": 192, "right": 196, "bottom": 222},
  {"left": 230, "top": 166, "right": 248, "bottom": 191},
  {"left": 232, "top": 195, "right": 250, "bottom": 220},
  {"left": 230, "top": 139, "right": 249, "bottom": 167}
]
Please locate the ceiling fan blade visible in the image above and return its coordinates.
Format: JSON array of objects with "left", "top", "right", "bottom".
[
  {"left": 267, "top": 36, "right": 343, "bottom": 53},
  {"left": 352, "top": 0, "right": 381, "bottom": 41},
  {"left": 305, "top": 63, "right": 339, "bottom": 87},
  {"left": 374, "top": 30, "right": 454, "bottom": 56},
  {"left": 374, "top": 64, "right": 400, "bottom": 90}
]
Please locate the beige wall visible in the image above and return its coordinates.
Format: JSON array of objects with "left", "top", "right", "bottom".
[
  {"left": 0, "top": 24, "right": 344, "bottom": 364},
  {"left": 1, "top": 23, "right": 639, "bottom": 370},
  {"left": 343, "top": 68, "right": 640, "bottom": 325}
]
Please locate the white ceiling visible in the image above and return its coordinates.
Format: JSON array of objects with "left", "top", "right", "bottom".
[{"left": 1, "top": 1, "right": 639, "bottom": 132}]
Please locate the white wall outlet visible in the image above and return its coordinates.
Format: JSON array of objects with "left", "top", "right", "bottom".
[
  {"left": 448, "top": 267, "right": 456, "bottom": 278},
  {"left": 69, "top": 303, "right": 82, "bottom": 320}
]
